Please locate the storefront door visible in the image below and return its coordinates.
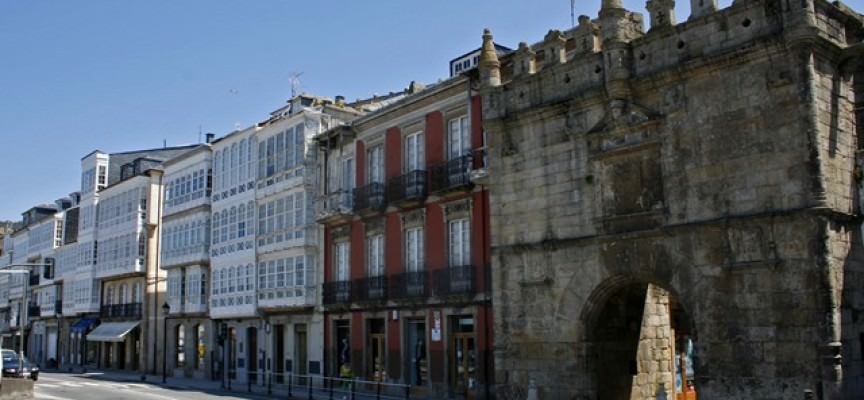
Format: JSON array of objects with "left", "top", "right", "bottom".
[{"left": 450, "top": 317, "right": 476, "bottom": 398}]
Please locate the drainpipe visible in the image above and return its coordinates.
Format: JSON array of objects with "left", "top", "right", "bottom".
[{"left": 150, "top": 170, "right": 165, "bottom": 377}]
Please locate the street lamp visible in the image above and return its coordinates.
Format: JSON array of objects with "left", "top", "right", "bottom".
[{"left": 161, "top": 302, "right": 170, "bottom": 383}]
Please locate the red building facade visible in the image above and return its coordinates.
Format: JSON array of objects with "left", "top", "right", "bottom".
[{"left": 317, "top": 76, "right": 492, "bottom": 399}]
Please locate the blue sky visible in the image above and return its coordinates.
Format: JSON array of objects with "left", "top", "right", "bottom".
[{"left": 0, "top": 0, "right": 754, "bottom": 221}]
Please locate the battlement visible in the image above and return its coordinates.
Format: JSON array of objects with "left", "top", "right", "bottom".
[{"left": 483, "top": 0, "right": 863, "bottom": 119}]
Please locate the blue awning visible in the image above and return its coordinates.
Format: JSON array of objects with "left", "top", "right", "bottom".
[{"left": 71, "top": 318, "right": 98, "bottom": 334}]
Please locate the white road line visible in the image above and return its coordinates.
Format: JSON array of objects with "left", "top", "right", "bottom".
[
  {"left": 35, "top": 383, "right": 60, "bottom": 388},
  {"left": 35, "top": 394, "right": 75, "bottom": 400}
]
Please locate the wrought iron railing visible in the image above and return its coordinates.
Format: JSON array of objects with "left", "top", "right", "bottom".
[
  {"left": 322, "top": 280, "right": 352, "bottom": 305},
  {"left": 432, "top": 264, "right": 476, "bottom": 296},
  {"left": 390, "top": 270, "right": 428, "bottom": 299},
  {"left": 100, "top": 302, "right": 143, "bottom": 319},
  {"left": 352, "top": 276, "right": 388, "bottom": 302},
  {"left": 352, "top": 183, "right": 386, "bottom": 212},
  {"left": 430, "top": 154, "right": 473, "bottom": 192},
  {"left": 387, "top": 170, "right": 427, "bottom": 203}
]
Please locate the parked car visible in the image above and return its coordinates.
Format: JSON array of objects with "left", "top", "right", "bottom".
[{"left": 1, "top": 350, "right": 39, "bottom": 381}]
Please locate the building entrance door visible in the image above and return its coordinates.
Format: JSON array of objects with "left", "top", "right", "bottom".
[
  {"left": 295, "top": 324, "right": 308, "bottom": 384},
  {"left": 247, "top": 327, "right": 257, "bottom": 385},
  {"left": 274, "top": 325, "right": 285, "bottom": 383},
  {"left": 406, "top": 320, "right": 427, "bottom": 389},
  {"left": 367, "top": 319, "right": 385, "bottom": 381},
  {"left": 450, "top": 317, "right": 475, "bottom": 398}
]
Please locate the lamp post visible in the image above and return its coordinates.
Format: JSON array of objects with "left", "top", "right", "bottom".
[{"left": 161, "top": 302, "right": 170, "bottom": 383}]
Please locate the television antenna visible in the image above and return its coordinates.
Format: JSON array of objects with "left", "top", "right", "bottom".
[{"left": 289, "top": 72, "right": 304, "bottom": 98}]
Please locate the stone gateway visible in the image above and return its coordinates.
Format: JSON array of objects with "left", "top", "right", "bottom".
[{"left": 479, "top": 0, "right": 864, "bottom": 399}]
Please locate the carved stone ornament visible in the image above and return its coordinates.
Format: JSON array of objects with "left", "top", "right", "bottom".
[
  {"left": 365, "top": 217, "right": 385, "bottom": 234},
  {"left": 401, "top": 209, "right": 426, "bottom": 228},
  {"left": 443, "top": 198, "right": 472, "bottom": 219},
  {"left": 332, "top": 224, "right": 351, "bottom": 240}
]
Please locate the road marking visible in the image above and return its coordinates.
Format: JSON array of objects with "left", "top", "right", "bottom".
[
  {"left": 35, "top": 394, "right": 74, "bottom": 400},
  {"left": 35, "top": 383, "right": 60, "bottom": 388}
]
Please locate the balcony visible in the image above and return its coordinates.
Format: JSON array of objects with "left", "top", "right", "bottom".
[
  {"left": 100, "top": 302, "right": 143, "bottom": 319},
  {"left": 432, "top": 265, "right": 476, "bottom": 297},
  {"left": 322, "top": 281, "right": 352, "bottom": 305},
  {"left": 387, "top": 170, "right": 427, "bottom": 206},
  {"left": 390, "top": 270, "right": 428, "bottom": 300},
  {"left": 352, "top": 276, "right": 388, "bottom": 303},
  {"left": 430, "top": 154, "right": 473, "bottom": 193},
  {"left": 353, "top": 183, "right": 386, "bottom": 213},
  {"left": 317, "top": 190, "right": 354, "bottom": 224}
]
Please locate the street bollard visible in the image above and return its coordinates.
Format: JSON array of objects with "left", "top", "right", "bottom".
[
  {"left": 405, "top": 384, "right": 410, "bottom": 400},
  {"left": 376, "top": 381, "right": 382, "bottom": 400},
  {"left": 308, "top": 376, "right": 313, "bottom": 400},
  {"left": 329, "top": 377, "right": 334, "bottom": 400},
  {"left": 350, "top": 378, "right": 356, "bottom": 400},
  {"left": 288, "top": 374, "right": 293, "bottom": 398}
]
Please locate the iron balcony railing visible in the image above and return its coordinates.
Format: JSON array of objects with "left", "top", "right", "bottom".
[
  {"left": 322, "top": 280, "right": 352, "bottom": 305},
  {"left": 387, "top": 170, "right": 427, "bottom": 204},
  {"left": 390, "top": 270, "right": 428, "bottom": 299},
  {"left": 430, "top": 154, "right": 473, "bottom": 192},
  {"left": 432, "top": 264, "right": 476, "bottom": 296},
  {"left": 100, "top": 302, "right": 143, "bottom": 319},
  {"left": 352, "top": 183, "right": 386, "bottom": 212},
  {"left": 352, "top": 276, "right": 388, "bottom": 302}
]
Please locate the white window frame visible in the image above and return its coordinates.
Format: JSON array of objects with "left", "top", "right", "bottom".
[
  {"left": 405, "top": 227, "right": 424, "bottom": 272},
  {"left": 448, "top": 219, "right": 470, "bottom": 267},
  {"left": 405, "top": 132, "right": 425, "bottom": 172},
  {"left": 368, "top": 234, "right": 384, "bottom": 277}
]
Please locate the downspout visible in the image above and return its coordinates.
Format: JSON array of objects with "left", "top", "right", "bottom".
[
  {"left": 468, "top": 75, "right": 493, "bottom": 400},
  {"left": 151, "top": 170, "right": 165, "bottom": 376}
]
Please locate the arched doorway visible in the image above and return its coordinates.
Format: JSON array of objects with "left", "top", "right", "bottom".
[{"left": 584, "top": 282, "right": 697, "bottom": 400}]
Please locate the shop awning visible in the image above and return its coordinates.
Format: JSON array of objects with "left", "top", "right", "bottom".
[
  {"left": 85, "top": 321, "right": 139, "bottom": 342},
  {"left": 71, "top": 318, "right": 99, "bottom": 334}
]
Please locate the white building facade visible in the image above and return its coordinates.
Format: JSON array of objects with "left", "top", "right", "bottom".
[{"left": 160, "top": 144, "right": 215, "bottom": 379}]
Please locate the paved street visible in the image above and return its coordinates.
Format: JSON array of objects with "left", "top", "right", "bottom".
[{"left": 35, "top": 372, "right": 266, "bottom": 400}]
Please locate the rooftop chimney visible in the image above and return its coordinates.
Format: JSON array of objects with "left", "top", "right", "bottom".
[{"left": 205, "top": 133, "right": 215, "bottom": 144}]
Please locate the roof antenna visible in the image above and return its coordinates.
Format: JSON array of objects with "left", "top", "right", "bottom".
[
  {"left": 163, "top": 139, "right": 167, "bottom": 148},
  {"left": 198, "top": 125, "right": 202, "bottom": 143},
  {"left": 289, "top": 72, "right": 304, "bottom": 98},
  {"left": 570, "top": 0, "right": 576, "bottom": 28}
]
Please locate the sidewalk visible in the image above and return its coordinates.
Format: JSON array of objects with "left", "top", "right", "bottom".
[
  {"left": 50, "top": 368, "right": 423, "bottom": 400},
  {"left": 50, "top": 367, "right": 267, "bottom": 398}
]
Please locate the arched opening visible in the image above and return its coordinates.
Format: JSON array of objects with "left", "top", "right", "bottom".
[{"left": 585, "top": 282, "right": 697, "bottom": 400}]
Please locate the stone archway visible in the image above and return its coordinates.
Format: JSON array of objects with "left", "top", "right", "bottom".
[{"left": 580, "top": 279, "right": 697, "bottom": 400}]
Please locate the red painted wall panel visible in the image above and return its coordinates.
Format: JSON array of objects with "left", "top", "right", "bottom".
[
  {"left": 350, "top": 221, "right": 365, "bottom": 280},
  {"left": 471, "top": 95, "right": 483, "bottom": 149},
  {"left": 385, "top": 127, "right": 402, "bottom": 179},
  {"left": 425, "top": 111, "right": 444, "bottom": 166},
  {"left": 425, "top": 203, "right": 445, "bottom": 271},
  {"left": 385, "top": 212, "right": 402, "bottom": 275},
  {"left": 427, "top": 309, "right": 444, "bottom": 384}
]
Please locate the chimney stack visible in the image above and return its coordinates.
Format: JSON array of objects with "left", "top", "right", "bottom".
[{"left": 205, "top": 133, "right": 215, "bottom": 144}]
